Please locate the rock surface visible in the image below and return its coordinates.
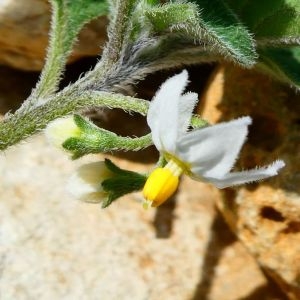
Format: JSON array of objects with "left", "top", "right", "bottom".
[
  {"left": 199, "top": 65, "right": 300, "bottom": 299},
  {"left": 0, "top": 135, "right": 275, "bottom": 300},
  {"left": 0, "top": 65, "right": 287, "bottom": 299},
  {"left": 0, "top": 0, "right": 107, "bottom": 70}
]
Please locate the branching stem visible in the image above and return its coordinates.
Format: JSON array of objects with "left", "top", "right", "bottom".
[{"left": 0, "top": 91, "right": 148, "bottom": 150}]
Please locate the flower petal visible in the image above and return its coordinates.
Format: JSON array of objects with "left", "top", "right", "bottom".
[
  {"left": 45, "top": 116, "right": 81, "bottom": 149},
  {"left": 177, "top": 117, "right": 252, "bottom": 177},
  {"left": 203, "top": 160, "right": 285, "bottom": 188},
  {"left": 179, "top": 92, "right": 199, "bottom": 135},
  {"left": 147, "top": 70, "right": 198, "bottom": 153},
  {"left": 66, "top": 161, "right": 110, "bottom": 203}
]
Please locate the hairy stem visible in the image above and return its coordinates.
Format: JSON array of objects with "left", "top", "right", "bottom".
[
  {"left": 0, "top": 91, "right": 148, "bottom": 150},
  {"left": 0, "top": 85, "right": 208, "bottom": 151},
  {"left": 28, "top": 1, "right": 67, "bottom": 102},
  {"left": 102, "top": 0, "right": 135, "bottom": 64},
  {"left": 80, "top": 0, "right": 137, "bottom": 85},
  {"left": 111, "top": 133, "right": 152, "bottom": 151}
]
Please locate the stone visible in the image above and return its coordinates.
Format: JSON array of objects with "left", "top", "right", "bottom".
[
  {"left": 0, "top": 0, "right": 107, "bottom": 70},
  {"left": 199, "top": 65, "right": 300, "bottom": 299},
  {"left": 0, "top": 134, "right": 276, "bottom": 300}
]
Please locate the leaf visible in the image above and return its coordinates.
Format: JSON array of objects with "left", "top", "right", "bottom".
[
  {"left": 144, "top": 3, "right": 199, "bottom": 33},
  {"left": 51, "top": 0, "right": 108, "bottom": 52},
  {"left": 258, "top": 46, "right": 300, "bottom": 88},
  {"left": 139, "top": 0, "right": 257, "bottom": 66},
  {"left": 189, "top": 0, "right": 257, "bottom": 66},
  {"left": 225, "top": 0, "right": 300, "bottom": 46}
]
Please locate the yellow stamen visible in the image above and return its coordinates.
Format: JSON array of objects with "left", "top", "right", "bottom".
[{"left": 142, "top": 160, "right": 183, "bottom": 208}]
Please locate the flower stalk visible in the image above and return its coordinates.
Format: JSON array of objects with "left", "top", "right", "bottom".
[{"left": 0, "top": 91, "right": 149, "bottom": 150}]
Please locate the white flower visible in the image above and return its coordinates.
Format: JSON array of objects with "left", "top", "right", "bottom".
[
  {"left": 142, "top": 70, "right": 285, "bottom": 208},
  {"left": 45, "top": 116, "right": 81, "bottom": 149},
  {"left": 67, "top": 161, "right": 111, "bottom": 203}
]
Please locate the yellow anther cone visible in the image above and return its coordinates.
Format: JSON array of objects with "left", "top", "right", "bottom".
[{"left": 142, "top": 167, "right": 179, "bottom": 208}]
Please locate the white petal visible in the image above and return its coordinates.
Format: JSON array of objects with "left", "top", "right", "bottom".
[
  {"left": 147, "top": 70, "right": 198, "bottom": 153},
  {"left": 203, "top": 160, "right": 285, "bottom": 188},
  {"left": 66, "top": 161, "right": 110, "bottom": 203},
  {"left": 177, "top": 117, "right": 252, "bottom": 177},
  {"left": 179, "top": 92, "right": 199, "bottom": 136},
  {"left": 45, "top": 116, "right": 80, "bottom": 149}
]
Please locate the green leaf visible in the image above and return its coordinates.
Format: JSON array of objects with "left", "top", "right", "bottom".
[
  {"left": 189, "top": 0, "right": 257, "bottom": 66},
  {"left": 258, "top": 46, "right": 300, "bottom": 88},
  {"left": 51, "top": 0, "right": 108, "bottom": 52},
  {"left": 144, "top": 3, "right": 199, "bottom": 33},
  {"left": 130, "top": 1, "right": 257, "bottom": 67},
  {"left": 225, "top": 0, "right": 300, "bottom": 46}
]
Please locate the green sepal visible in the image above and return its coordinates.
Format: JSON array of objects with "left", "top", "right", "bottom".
[
  {"left": 62, "top": 114, "right": 118, "bottom": 159},
  {"left": 101, "top": 159, "right": 147, "bottom": 208},
  {"left": 62, "top": 137, "right": 86, "bottom": 159},
  {"left": 73, "top": 114, "right": 99, "bottom": 132}
]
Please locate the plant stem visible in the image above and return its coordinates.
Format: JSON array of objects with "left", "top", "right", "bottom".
[
  {"left": 80, "top": 0, "right": 137, "bottom": 86},
  {"left": 28, "top": 1, "right": 67, "bottom": 102},
  {"left": 108, "top": 133, "right": 153, "bottom": 152},
  {"left": 0, "top": 91, "right": 149, "bottom": 150}
]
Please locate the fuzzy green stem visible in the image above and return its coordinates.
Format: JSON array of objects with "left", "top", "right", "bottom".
[
  {"left": 0, "top": 91, "right": 148, "bottom": 150},
  {"left": 81, "top": 0, "right": 138, "bottom": 85},
  {"left": 29, "top": 1, "right": 67, "bottom": 102},
  {"left": 111, "top": 133, "right": 152, "bottom": 151},
  {"left": 0, "top": 87, "right": 208, "bottom": 151},
  {"left": 102, "top": 0, "right": 136, "bottom": 64},
  {"left": 71, "top": 133, "right": 153, "bottom": 157}
]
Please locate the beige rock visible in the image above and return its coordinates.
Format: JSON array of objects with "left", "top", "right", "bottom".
[
  {"left": 199, "top": 65, "right": 300, "bottom": 299},
  {"left": 0, "top": 134, "right": 274, "bottom": 300},
  {"left": 0, "top": 0, "right": 107, "bottom": 70}
]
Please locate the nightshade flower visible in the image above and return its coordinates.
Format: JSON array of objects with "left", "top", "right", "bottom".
[{"left": 142, "top": 70, "right": 285, "bottom": 208}]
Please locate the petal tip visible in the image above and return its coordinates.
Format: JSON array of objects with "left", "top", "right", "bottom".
[
  {"left": 181, "top": 69, "right": 188, "bottom": 76},
  {"left": 272, "top": 160, "right": 286, "bottom": 172},
  {"left": 174, "top": 69, "right": 189, "bottom": 83},
  {"left": 240, "top": 116, "right": 252, "bottom": 125}
]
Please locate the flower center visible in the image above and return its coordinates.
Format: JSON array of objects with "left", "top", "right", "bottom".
[{"left": 142, "top": 159, "right": 183, "bottom": 209}]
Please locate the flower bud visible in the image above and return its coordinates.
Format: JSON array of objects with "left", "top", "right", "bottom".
[
  {"left": 45, "top": 116, "right": 81, "bottom": 149},
  {"left": 67, "top": 161, "right": 112, "bottom": 203}
]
